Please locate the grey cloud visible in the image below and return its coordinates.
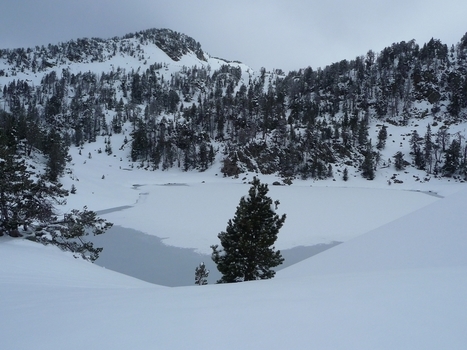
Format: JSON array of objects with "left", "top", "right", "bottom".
[{"left": 1, "top": 0, "right": 466, "bottom": 72}]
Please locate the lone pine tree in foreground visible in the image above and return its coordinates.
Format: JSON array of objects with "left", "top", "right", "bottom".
[{"left": 211, "top": 177, "right": 286, "bottom": 283}]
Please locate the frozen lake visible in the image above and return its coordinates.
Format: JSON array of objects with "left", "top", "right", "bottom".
[{"left": 89, "top": 225, "right": 340, "bottom": 286}]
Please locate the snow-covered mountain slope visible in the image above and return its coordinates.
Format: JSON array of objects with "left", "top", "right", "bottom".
[
  {"left": 0, "top": 29, "right": 254, "bottom": 91},
  {"left": 3, "top": 29, "right": 467, "bottom": 183},
  {"left": 1, "top": 188, "right": 466, "bottom": 349}
]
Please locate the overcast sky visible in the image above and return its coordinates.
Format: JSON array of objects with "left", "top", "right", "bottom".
[{"left": 1, "top": 0, "right": 466, "bottom": 72}]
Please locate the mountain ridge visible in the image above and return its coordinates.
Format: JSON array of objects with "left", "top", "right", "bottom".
[
  {"left": 1, "top": 28, "right": 467, "bottom": 184},
  {"left": 0, "top": 28, "right": 207, "bottom": 70}
]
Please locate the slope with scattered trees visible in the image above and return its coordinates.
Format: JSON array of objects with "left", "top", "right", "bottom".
[{"left": 1, "top": 29, "right": 467, "bottom": 185}]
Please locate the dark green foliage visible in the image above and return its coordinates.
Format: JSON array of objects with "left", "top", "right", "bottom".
[
  {"left": 35, "top": 206, "right": 113, "bottom": 262},
  {"left": 443, "top": 139, "right": 461, "bottom": 176},
  {"left": 410, "top": 130, "right": 425, "bottom": 170},
  {"left": 1, "top": 139, "right": 70, "bottom": 236},
  {"left": 195, "top": 262, "right": 209, "bottom": 285},
  {"left": 343, "top": 167, "right": 349, "bottom": 181},
  {"left": 376, "top": 125, "right": 387, "bottom": 150},
  {"left": 357, "top": 117, "right": 370, "bottom": 147},
  {"left": 0, "top": 111, "right": 20, "bottom": 153},
  {"left": 45, "top": 95, "right": 62, "bottom": 121},
  {"left": 361, "top": 140, "right": 375, "bottom": 180},
  {"left": 130, "top": 119, "right": 149, "bottom": 161},
  {"left": 393, "top": 151, "right": 406, "bottom": 171},
  {"left": 43, "top": 129, "right": 69, "bottom": 182},
  {"left": 221, "top": 153, "right": 242, "bottom": 177},
  {"left": 167, "top": 90, "right": 180, "bottom": 113},
  {"left": 0, "top": 147, "right": 56, "bottom": 236},
  {"left": 131, "top": 73, "right": 143, "bottom": 104},
  {"left": 211, "top": 178, "right": 285, "bottom": 283},
  {"left": 198, "top": 142, "right": 209, "bottom": 171},
  {"left": 424, "top": 124, "right": 433, "bottom": 173},
  {"left": 0, "top": 143, "right": 111, "bottom": 261}
]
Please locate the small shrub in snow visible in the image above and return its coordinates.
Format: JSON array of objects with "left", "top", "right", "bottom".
[{"left": 195, "top": 262, "right": 209, "bottom": 285}]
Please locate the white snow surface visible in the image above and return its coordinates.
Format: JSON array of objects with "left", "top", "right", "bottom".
[{"left": 2, "top": 188, "right": 467, "bottom": 349}]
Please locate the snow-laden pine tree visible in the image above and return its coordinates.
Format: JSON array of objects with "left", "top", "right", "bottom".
[
  {"left": 0, "top": 142, "right": 112, "bottom": 261},
  {"left": 211, "top": 177, "right": 286, "bottom": 283}
]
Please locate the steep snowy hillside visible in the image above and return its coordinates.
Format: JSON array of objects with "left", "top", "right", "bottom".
[
  {"left": 1, "top": 188, "right": 466, "bottom": 349},
  {"left": 2, "top": 29, "right": 467, "bottom": 182}
]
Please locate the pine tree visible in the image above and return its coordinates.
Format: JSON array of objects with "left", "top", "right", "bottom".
[
  {"left": 0, "top": 148, "right": 46, "bottom": 236},
  {"left": 343, "top": 167, "right": 349, "bottom": 181},
  {"left": 0, "top": 144, "right": 111, "bottom": 260},
  {"left": 208, "top": 144, "right": 215, "bottom": 165},
  {"left": 361, "top": 139, "right": 375, "bottom": 180},
  {"left": 410, "top": 130, "right": 425, "bottom": 169},
  {"left": 357, "top": 118, "right": 369, "bottom": 147},
  {"left": 43, "top": 129, "right": 69, "bottom": 182},
  {"left": 443, "top": 139, "right": 461, "bottom": 176},
  {"left": 424, "top": 124, "right": 433, "bottom": 173},
  {"left": 195, "top": 262, "right": 209, "bottom": 285},
  {"left": 376, "top": 125, "right": 387, "bottom": 150},
  {"left": 130, "top": 118, "right": 149, "bottom": 162},
  {"left": 211, "top": 177, "right": 286, "bottom": 283},
  {"left": 393, "top": 151, "right": 406, "bottom": 171}
]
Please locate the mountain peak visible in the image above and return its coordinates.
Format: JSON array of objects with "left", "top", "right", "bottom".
[{"left": 123, "top": 28, "right": 206, "bottom": 62}]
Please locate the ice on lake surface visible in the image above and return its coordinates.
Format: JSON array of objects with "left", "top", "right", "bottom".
[{"left": 89, "top": 225, "right": 340, "bottom": 286}]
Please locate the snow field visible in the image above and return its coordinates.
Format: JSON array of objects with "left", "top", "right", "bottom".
[
  {"left": 1, "top": 188, "right": 467, "bottom": 349},
  {"left": 62, "top": 131, "right": 444, "bottom": 254}
]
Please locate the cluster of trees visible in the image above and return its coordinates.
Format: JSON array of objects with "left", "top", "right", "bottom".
[
  {"left": 403, "top": 124, "right": 467, "bottom": 176},
  {"left": 2, "top": 29, "right": 467, "bottom": 182}
]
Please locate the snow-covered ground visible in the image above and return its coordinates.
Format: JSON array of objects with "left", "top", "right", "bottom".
[
  {"left": 3, "top": 126, "right": 467, "bottom": 348},
  {"left": 2, "top": 127, "right": 467, "bottom": 347},
  {"left": 2, "top": 186, "right": 466, "bottom": 349},
  {"left": 51, "top": 124, "right": 463, "bottom": 288},
  {"left": 61, "top": 129, "right": 461, "bottom": 256}
]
